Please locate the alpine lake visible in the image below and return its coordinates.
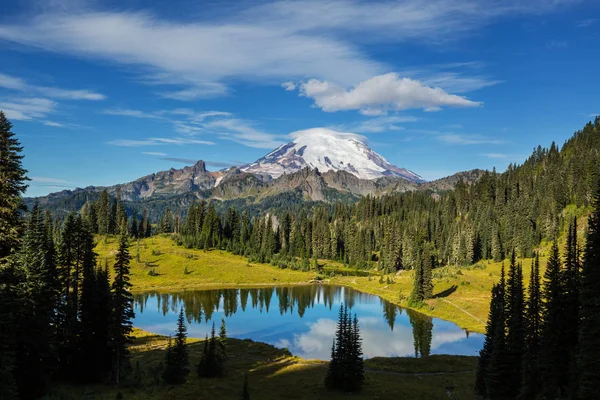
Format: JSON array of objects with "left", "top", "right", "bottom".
[{"left": 133, "top": 285, "right": 483, "bottom": 360}]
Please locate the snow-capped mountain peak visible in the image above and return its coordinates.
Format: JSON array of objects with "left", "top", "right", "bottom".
[{"left": 241, "top": 128, "right": 423, "bottom": 182}]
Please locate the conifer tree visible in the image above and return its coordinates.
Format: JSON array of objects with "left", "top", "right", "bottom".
[
  {"left": 519, "top": 254, "right": 541, "bottom": 400},
  {"left": 163, "top": 309, "right": 190, "bottom": 384},
  {"left": 219, "top": 318, "right": 227, "bottom": 358},
  {"left": 539, "top": 241, "right": 565, "bottom": 398},
  {"left": 111, "top": 220, "right": 135, "bottom": 384},
  {"left": 0, "top": 111, "right": 28, "bottom": 260},
  {"left": 197, "top": 322, "right": 223, "bottom": 378},
  {"left": 577, "top": 180, "right": 600, "bottom": 400},
  {"left": 325, "top": 304, "right": 364, "bottom": 392},
  {"left": 485, "top": 264, "right": 511, "bottom": 399},
  {"left": 505, "top": 251, "right": 525, "bottom": 397},
  {"left": 14, "top": 204, "right": 57, "bottom": 396},
  {"left": 241, "top": 373, "right": 250, "bottom": 400},
  {"left": 476, "top": 279, "right": 505, "bottom": 398},
  {"left": 563, "top": 217, "right": 580, "bottom": 397}
]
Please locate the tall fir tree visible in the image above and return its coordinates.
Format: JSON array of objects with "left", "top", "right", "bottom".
[
  {"left": 325, "top": 304, "right": 364, "bottom": 392},
  {"left": 0, "top": 111, "right": 28, "bottom": 261},
  {"left": 111, "top": 220, "right": 135, "bottom": 384},
  {"left": 577, "top": 180, "right": 600, "bottom": 400},
  {"left": 240, "top": 373, "right": 250, "bottom": 400},
  {"left": 0, "top": 112, "right": 29, "bottom": 399},
  {"left": 163, "top": 309, "right": 190, "bottom": 384},
  {"left": 476, "top": 279, "right": 504, "bottom": 399},
  {"left": 539, "top": 241, "right": 567, "bottom": 399},
  {"left": 505, "top": 251, "right": 525, "bottom": 398},
  {"left": 14, "top": 204, "right": 58, "bottom": 398},
  {"left": 563, "top": 217, "right": 580, "bottom": 398},
  {"left": 484, "top": 264, "right": 511, "bottom": 400},
  {"left": 519, "top": 254, "right": 541, "bottom": 400}
]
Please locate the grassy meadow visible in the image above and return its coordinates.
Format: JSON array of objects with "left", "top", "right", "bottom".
[
  {"left": 94, "top": 235, "right": 550, "bottom": 333},
  {"left": 50, "top": 328, "right": 477, "bottom": 400},
  {"left": 55, "top": 235, "right": 558, "bottom": 400}
]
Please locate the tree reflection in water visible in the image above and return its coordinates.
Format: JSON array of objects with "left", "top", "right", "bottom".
[{"left": 133, "top": 285, "right": 481, "bottom": 360}]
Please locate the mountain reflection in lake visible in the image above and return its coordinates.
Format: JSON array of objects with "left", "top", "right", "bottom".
[{"left": 133, "top": 285, "right": 483, "bottom": 360}]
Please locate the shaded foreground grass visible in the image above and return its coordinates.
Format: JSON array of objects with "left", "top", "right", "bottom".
[
  {"left": 51, "top": 328, "right": 477, "bottom": 400},
  {"left": 94, "top": 235, "right": 549, "bottom": 333}
]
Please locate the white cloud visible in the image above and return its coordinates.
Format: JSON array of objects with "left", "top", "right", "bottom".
[
  {"left": 142, "top": 151, "right": 168, "bottom": 156},
  {"left": 30, "top": 176, "right": 71, "bottom": 184},
  {"left": 577, "top": 19, "right": 596, "bottom": 28},
  {"left": 281, "top": 81, "right": 296, "bottom": 91},
  {"left": 294, "top": 73, "right": 481, "bottom": 114},
  {"left": 107, "top": 137, "right": 215, "bottom": 147},
  {"left": 203, "top": 118, "right": 284, "bottom": 149},
  {"left": 480, "top": 153, "right": 508, "bottom": 159},
  {"left": 106, "top": 106, "right": 281, "bottom": 149},
  {"left": 0, "top": 0, "right": 577, "bottom": 99},
  {"left": 547, "top": 40, "right": 568, "bottom": 49},
  {"left": 0, "top": 98, "right": 57, "bottom": 120},
  {"left": 0, "top": 72, "right": 105, "bottom": 100},
  {"left": 439, "top": 134, "right": 504, "bottom": 145},
  {"left": 334, "top": 115, "right": 418, "bottom": 133},
  {"left": 43, "top": 120, "right": 65, "bottom": 127},
  {"left": 289, "top": 127, "right": 367, "bottom": 143},
  {"left": 102, "top": 108, "right": 164, "bottom": 119}
]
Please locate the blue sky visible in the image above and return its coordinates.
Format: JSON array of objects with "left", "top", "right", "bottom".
[{"left": 1, "top": 0, "right": 599, "bottom": 197}]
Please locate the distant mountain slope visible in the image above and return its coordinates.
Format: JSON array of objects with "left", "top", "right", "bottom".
[
  {"left": 241, "top": 128, "right": 424, "bottom": 182},
  {"left": 25, "top": 130, "right": 490, "bottom": 217}
]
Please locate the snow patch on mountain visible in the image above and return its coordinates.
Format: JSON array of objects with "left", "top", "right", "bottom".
[{"left": 242, "top": 128, "right": 423, "bottom": 182}]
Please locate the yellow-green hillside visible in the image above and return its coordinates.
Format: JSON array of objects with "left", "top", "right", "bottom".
[{"left": 94, "top": 235, "right": 551, "bottom": 333}]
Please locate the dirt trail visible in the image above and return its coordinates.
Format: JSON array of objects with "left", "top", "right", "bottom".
[{"left": 441, "top": 299, "right": 486, "bottom": 325}]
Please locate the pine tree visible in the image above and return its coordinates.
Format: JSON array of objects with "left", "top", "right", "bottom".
[
  {"left": 111, "top": 220, "right": 135, "bottom": 384},
  {"left": 14, "top": 204, "right": 58, "bottom": 397},
  {"left": 563, "top": 217, "right": 580, "bottom": 398},
  {"left": 505, "top": 251, "right": 525, "bottom": 397},
  {"left": 0, "top": 113, "right": 29, "bottom": 398},
  {"left": 578, "top": 180, "right": 600, "bottom": 400},
  {"left": 197, "top": 322, "right": 223, "bottom": 378},
  {"left": 325, "top": 304, "right": 364, "bottom": 392},
  {"left": 241, "top": 373, "right": 250, "bottom": 400},
  {"left": 476, "top": 279, "right": 505, "bottom": 398},
  {"left": 485, "top": 264, "right": 511, "bottom": 399},
  {"left": 219, "top": 318, "right": 227, "bottom": 358},
  {"left": 539, "top": 241, "right": 565, "bottom": 399},
  {"left": 0, "top": 111, "right": 28, "bottom": 260},
  {"left": 163, "top": 309, "right": 190, "bottom": 384},
  {"left": 519, "top": 254, "right": 541, "bottom": 400}
]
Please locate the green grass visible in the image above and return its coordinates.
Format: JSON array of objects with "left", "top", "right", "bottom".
[
  {"left": 94, "top": 235, "right": 551, "bottom": 333},
  {"left": 49, "top": 328, "right": 477, "bottom": 400},
  {"left": 95, "top": 235, "right": 315, "bottom": 292}
]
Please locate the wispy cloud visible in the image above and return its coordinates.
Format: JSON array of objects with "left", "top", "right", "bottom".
[
  {"left": 142, "top": 151, "right": 168, "bottom": 156},
  {"left": 0, "top": 72, "right": 105, "bottom": 100},
  {"left": 577, "top": 18, "right": 596, "bottom": 28},
  {"left": 480, "top": 153, "right": 508, "bottom": 159},
  {"left": 103, "top": 106, "right": 281, "bottom": 149},
  {"left": 547, "top": 40, "right": 568, "bottom": 49},
  {"left": 30, "top": 176, "right": 72, "bottom": 184},
  {"left": 107, "top": 137, "right": 215, "bottom": 147},
  {"left": 333, "top": 115, "right": 418, "bottom": 133},
  {"left": 102, "top": 108, "right": 165, "bottom": 119},
  {"left": 0, "top": 0, "right": 577, "bottom": 100},
  {"left": 43, "top": 120, "right": 65, "bottom": 127},
  {"left": 159, "top": 157, "right": 197, "bottom": 164},
  {"left": 0, "top": 98, "right": 57, "bottom": 120},
  {"left": 439, "top": 134, "right": 504, "bottom": 145}
]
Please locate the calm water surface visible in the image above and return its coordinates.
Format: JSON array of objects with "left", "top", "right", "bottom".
[{"left": 133, "top": 285, "right": 483, "bottom": 360}]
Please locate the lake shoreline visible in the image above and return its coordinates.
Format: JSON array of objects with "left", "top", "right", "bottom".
[{"left": 96, "top": 235, "right": 505, "bottom": 335}]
